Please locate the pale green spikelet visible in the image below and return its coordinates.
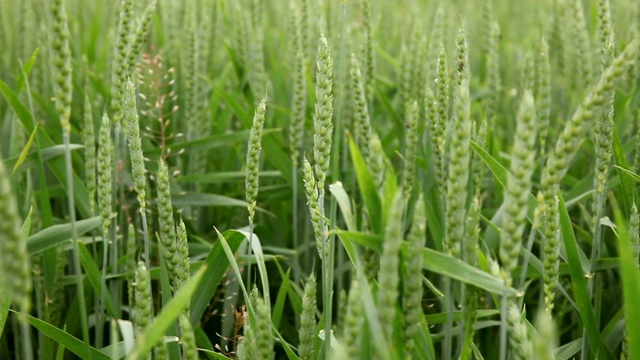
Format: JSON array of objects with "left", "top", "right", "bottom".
[
  {"left": 532, "top": 310, "right": 556, "bottom": 360},
  {"left": 542, "top": 194, "right": 561, "bottom": 312},
  {"left": 303, "top": 157, "right": 323, "bottom": 254},
  {"left": 536, "top": 37, "right": 551, "bottom": 155},
  {"left": 403, "top": 195, "right": 426, "bottom": 357},
  {"left": 368, "top": 132, "right": 386, "bottom": 191},
  {"left": 378, "top": 191, "right": 404, "bottom": 342},
  {"left": 97, "top": 111, "right": 113, "bottom": 238},
  {"left": 484, "top": 20, "right": 501, "bottom": 123},
  {"left": 0, "top": 159, "right": 32, "bottom": 312},
  {"left": 568, "top": 0, "right": 594, "bottom": 93},
  {"left": 83, "top": 95, "right": 97, "bottom": 214},
  {"left": 592, "top": 0, "right": 615, "bottom": 238},
  {"left": 50, "top": 0, "right": 73, "bottom": 134},
  {"left": 176, "top": 217, "right": 190, "bottom": 293},
  {"left": 156, "top": 159, "right": 180, "bottom": 291},
  {"left": 445, "top": 28, "right": 471, "bottom": 258},
  {"left": 124, "top": 80, "right": 147, "bottom": 210},
  {"left": 432, "top": 44, "right": 449, "bottom": 193},
  {"left": 299, "top": 274, "right": 317, "bottom": 360},
  {"left": 454, "top": 26, "right": 470, "bottom": 88},
  {"left": 179, "top": 314, "right": 198, "bottom": 360},
  {"left": 499, "top": 91, "right": 537, "bottom": 283},
  {"left": 289, "top": 8, "right": 308, "bottom": 169},
  {"left": 507, "top": 302, "right": 533, "bottom": 360},
  {"left": 49, "top": 249, "right": 67, "bottom": 328},
  {"left": 351, "top": 53, "right": 372, "bottom": 160},
  {"left": 402, "top": 100, "right": 419, "bottom": 199},
  {"left": 111, "top": 0, "right": 134, "bottom": 126},
  {"left": 248, "top": 288, "right": 275, "bottom": 359},
  {"left": 127, "top": 0, "right": 157, "bottom": 74},
  {"left": 133, "top": 261, "right": 153, "bottom": 334},
  {"left": 312, "top": 33, "right": 334, "bottom": 198},
  {"left": 427, "top": 5, "right": 445, "bottom": 84},
  {"left": 246, "top": 97, "right": 267, "bottom": 222},
  {"left": 342, "top": 280, "right": 364, "bottom": 358},
  {"left": 521, "top": 52, "right": 535, "bottom": 98},
  {"left": 360, "top": 0, "right": 374, "bottom": 101}
]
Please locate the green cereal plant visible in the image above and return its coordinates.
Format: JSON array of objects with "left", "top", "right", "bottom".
[
  {"left": 432, "top": 44, "right": 449, "bottom": 195},
  {"left": 312, "top": 33, "right": 334, "bottom": 202},
  {"left": 568, "top": 0, "right": 593, "bottom": 94},
  {"left": 521, "top": 52, "right": 535, "bottom": 100},
  {"left": 176, "top": 218, "right": 190, "bottom": 296},
  {"left": 245, "top": 288, "right": 274, "bottom": 360},
  {"left": 246, "top": 97, "right": 267, "bottom": 224},
  {"left": 289, "top": 6, "right": 307, "bottom": 170},
  {"left": 461, "top": 198, "right": 481, "bottom": 360},
  {"left": 127, "top": 0, "right": 157, "bottom": 74},
  {"left": 133, "top": 261, "right": 153, "bottom": 335},
  {"left": 623, "top": 204, "right": 640, "bottom": 358},
  {"left": 124, "top": 80, "right": 152, "bottom": 265},
  {"left": 299, "top": 274, "right": 317, "bottom": 360},
  {"left": 586, "top": 3, "right": 615, "bottom": 341},
  {"left": 179, "top": 314, "right": 198, "bottom": 360},
  {"left": 111, "top": 0, "right": 134, "bottom": 125},
  {"left": 427, "top": 5, "right": 445, "bottom": 84},
  {"left": 290, "top": 4, "right": 308, "bottom": 268},
  {"left": 303, "top": 157, "right": 322, "bottom": 252},
  {"left": 97, "top": 111, "right": 114, "bottom": 343},
  {"left": 402, "top": 195, "right": 426, "bottom": 357},
  {"left": 309, "top": 34, "right": 335, "bottom": 355},
  {"left": 540, "top": 37, "right": 638, "bottom": 312},
  {"left": 360, "top": 0, "right": 374, "bottom": 102},
  {"left": 536, "top": 38, "right": 551, "bottom": 155},
  {"left": 533, "top": 311, "right": 557, "bottom": 360},
  {"left": 499, "top": 91, "right": 537, "bottom": 283},
  {"left": 484, "top": 20, "right": 501, "bottom": 124},
  {"left": 156, "top": 159, "right": 181, "bottom": 292},
  {"left": 0, "top": 158, "right": 32, "bottom": 313},
  {"left": 245, "top": 97, "right": 267, "bottom": 285},
  {"left": 342, "top": 280, "right": 364, "bottom": 359},
  {"left": 83, "top": 95, "right": 97, "bottom": 214},
  {"left": 444, "top": 27, "right": 471, "bottom": 258},
  {"left": 378, "top": 191, "right": 404, "bottom": 343},
  {"left": 49, "top": 249, "right": 67, "bottom": 329},
  {"left": 507, "top": 303, "right": 533, "bottom": 359},
  {"left": 402, "top": 100, "right": 419, "bottom": 200},
  {"left": 50, "top": 0, "right": 72, "bottom": 134},
  {"left": 350, "top": 54, "right": 372, "bottom": 160},
  {"left": 98, "top": 112, "right": 114, "bottom": 240},
  {"left": 368, "top": 132, "right": 386, "bottom": 191},
  {"left": 409, "top": 28, "right": 427, "bottom": 107}
]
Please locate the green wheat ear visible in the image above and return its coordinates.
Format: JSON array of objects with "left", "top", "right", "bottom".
[
  {"left": 246, "top": 97, "right": 268, "bottom": 222},
  {"left": 0, "top": 159, "right": 32, "bottom": 313},
  {"left": 299, "top": 274, "right": 317, "bottom": 360}
]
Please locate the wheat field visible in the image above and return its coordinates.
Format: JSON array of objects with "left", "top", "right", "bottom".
[{"left": 1, "top": 0, "right": 640, "bottom": 359}]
